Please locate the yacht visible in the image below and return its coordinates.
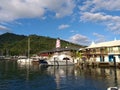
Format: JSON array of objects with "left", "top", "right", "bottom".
[
  {"left": 46, "top": 53, "right": 74, "bottom": 66},
  {"left": 107, "top": 87, "right": 120, "bottom": 90},
  {"left": 17, "top": 38, "right": 32, "bottom": 65},
  {"left": 17, "top": 56, "right": 32, "bottom": 64}
]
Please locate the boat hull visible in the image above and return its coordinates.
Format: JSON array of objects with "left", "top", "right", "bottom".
[
  {"left": 46, "top": 60, "right": 74, "bottom": 66},
  {"left": 17, "top": 58, "right": 32, "bottom": 64},
  {"left": 45, "top": 53, "right": 75, "bottom": 66}
]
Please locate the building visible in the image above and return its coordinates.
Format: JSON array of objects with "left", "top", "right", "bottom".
[
  {"left": 38, "top": 38, "right": 78, "bottom": 60},
  {"left": 39, "top": 48, "right": 78, "bottom": 59},
  {"left": 84, "top": 40, "right": 120, "bottom": 63}
]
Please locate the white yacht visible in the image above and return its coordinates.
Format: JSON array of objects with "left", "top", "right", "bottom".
[
  {"left": 17, "top": 56, "right": 33, "bottom": 64},
  {"left": 17, "top": 38, "right": 32, "bottom": 65},
  {"left": 107, "top": 87, "right": 120, "bottom": 90},
  {"left": 46, "top": 53, "right": 74, "bottom": 66}
]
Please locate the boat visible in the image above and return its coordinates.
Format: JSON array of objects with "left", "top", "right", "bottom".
[
  {"left": 107, "top": 87, "right": 120, "bottom": 90},
  {"left": 4, "top": 56, "right": 11, "bottom": 60},
  {"left": 31, "top": 56, "right": 41, "bottom": 64},
  {"left": 40, "top": 38, "right": 75, "bottom": 66},
  {"left": 46, "top": 53, "right": 74, "bottom": 66},
  {"left": 17, "top": 38, "right": 32, "bottom": 65},
  {"left": 0, "top": 56, "right": 5, "bottom": 60},
  {"left": 17, "top": 56, "right": 32, "bottom": 64},
  {"left": 30, "top": 55, "right": 48, "bottom": 65},
  {"left": 39, "top": 59, "right": 48, "bottom": 65}
]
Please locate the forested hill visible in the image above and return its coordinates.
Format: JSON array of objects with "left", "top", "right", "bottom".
[{"left": 0, "top": 33, "right": 85, "bottom": 56}]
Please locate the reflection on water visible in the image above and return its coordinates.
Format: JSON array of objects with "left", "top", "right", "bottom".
[{"left": 0, "top": 60, "right": 120, "bottom": 90}]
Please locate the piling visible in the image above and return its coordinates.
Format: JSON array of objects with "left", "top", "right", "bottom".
[{"left": 113, "top": 57, "right": 116, "bottom": 68}]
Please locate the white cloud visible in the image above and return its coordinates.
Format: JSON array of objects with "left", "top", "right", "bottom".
[
  {"left": 80, "top": 0, "right": 120, "bottom": 12},
  {"left": 80, "top": 12, "right": 120, "bottom": 23},
  {"left": 70, "top": 30, "right": 76, "bottom": 33},
  {"left": 58, "top": 24, "right": 70, "bottom": 30},
  {"left": 0, "top": 0, "right": 75, "bottom": 22},
  {"left": 93, "top": 32, "right": 106, "bottom": 43},
  {"left": 0, "top": 25, "right": 9, "bottom": 30},
  {"left": 70, "top": 30, "right": 79, "bottom": 34},
  {"left": 69, "top": 34, "right": 90, "bottom": 45},
  {"left": 93, "top": 32, "right": 104, "bottom": 38},
  {"left": 79, "top": 0, "right": 120, "bottom": 34},
  {"left": 80, "top": 12, "right": 120, "bottom": 34},
  {"left": 0, "top": 25, "right": 11, "bottom": 33}
]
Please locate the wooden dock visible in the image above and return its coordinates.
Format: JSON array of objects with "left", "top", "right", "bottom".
[{"left": 75, "top": 61, "right": 120, "bottom": 68}]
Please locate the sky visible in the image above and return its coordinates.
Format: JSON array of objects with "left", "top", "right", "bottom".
[{"left": 0, "top": 0, "right": 120, "bottom": 46}]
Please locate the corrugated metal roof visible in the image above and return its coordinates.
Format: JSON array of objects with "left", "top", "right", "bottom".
[{"left": 87, "top": 40, "right": 120, "bottom": 48}]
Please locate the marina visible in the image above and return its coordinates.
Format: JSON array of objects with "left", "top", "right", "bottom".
[
  {"left": 0, "top": 0, "right": 120, "bottom": 90},
  {"left": 0, "top": 60, "right": 120, "bottom": 90},
  {"left": 0, "top": 31, "right": 120, "bottom": 90},
  {"left": 0, "top": 38, "right": 120, "bottom": 89}
]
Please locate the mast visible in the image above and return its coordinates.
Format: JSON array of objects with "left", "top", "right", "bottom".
[
  {"left": 28, "top": 37, "right": 30, "bottom": 58},
  {"left": 26, "top": 37, "right": 30, "bottom": 81}
]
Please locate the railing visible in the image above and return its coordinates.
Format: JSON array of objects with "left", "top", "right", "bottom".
[{"left": 85, "top": 50, "right": 120, "bottom": 55}]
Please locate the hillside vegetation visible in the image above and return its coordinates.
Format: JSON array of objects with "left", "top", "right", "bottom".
[{"left": 0, "top": 33, "right": 84, "bottom": 56}]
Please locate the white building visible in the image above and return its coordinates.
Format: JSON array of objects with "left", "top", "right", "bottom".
[{"left": 85, "top": 40, "right": 120, "bottom": 63}]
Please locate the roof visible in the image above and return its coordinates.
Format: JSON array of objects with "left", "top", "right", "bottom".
[
  {"left": 40, "top": 47, "right": 78, "bottom": 54},
  {"left": 87, "top": 40, "right": 120, "bottom": 49}
]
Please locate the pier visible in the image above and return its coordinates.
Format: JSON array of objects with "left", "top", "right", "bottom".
[{"left": 75, "top": 59, "right": 120, "bottom": 68}]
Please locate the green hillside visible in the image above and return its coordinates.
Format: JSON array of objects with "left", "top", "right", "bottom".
[{"left": 0, "top": 33, "right": 84, "bottom": 56}]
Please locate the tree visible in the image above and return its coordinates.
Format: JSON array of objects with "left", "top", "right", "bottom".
[{"left": 76, "top": 51, "right": 82, "bottom": 64}]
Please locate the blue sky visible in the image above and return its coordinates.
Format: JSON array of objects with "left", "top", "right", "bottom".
[{"left": 0, "top": 0, "right": 120, "bottom": 46}]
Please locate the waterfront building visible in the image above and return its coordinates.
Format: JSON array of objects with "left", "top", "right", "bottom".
[
  {"left": 38, "top": 38, "right": 79, "bottom": 65},
  {"left": 83, "top": 39, "right": 120, "bottom": 63},
  {"left": 39, "top": 38, "right": 78, "bottom": 59},
  {"left": 39, "top": 48, "right": 77, "bottom": 60}
]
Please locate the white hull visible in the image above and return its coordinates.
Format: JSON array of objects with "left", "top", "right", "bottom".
[
  {"left": 47, "top": 60, "right": 74, "bottom": 66},
  {"left": 46, "top": 53, "right": 74, "bottom": 66},
  {"left": 107, "top": 87, "right": 120, "bottom": 90},
  {"left": 17, "top": 58, "right": 32, "bottom": 64}
]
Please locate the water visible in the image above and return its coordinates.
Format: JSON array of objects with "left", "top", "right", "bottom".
[{"left": 0, "top": 60, "right": 119, "bottom": 90}]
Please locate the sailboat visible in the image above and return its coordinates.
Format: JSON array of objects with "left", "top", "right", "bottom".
[{"left": 17, "top": 37, "right": 32, "bottom": 65}]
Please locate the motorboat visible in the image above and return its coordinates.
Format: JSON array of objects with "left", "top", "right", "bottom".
[
  {"left": 17, "top": 38, "right": 32, "bottom": 65},
  {"left": 46, "top": 53, "right": 74, "bottom": 66},
  {"left": 31, "top": 56, "right": 41, "bottom": 64},
  {"left": 107, "top": 87, "right": 120, "bottom": 90},
  {"left": 17, "top": 56, "right": 32, "bottom": 64}
]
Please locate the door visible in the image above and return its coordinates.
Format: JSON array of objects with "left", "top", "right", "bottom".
[{"left": 108, "top": 55, "right": 114, "bottom": 62}]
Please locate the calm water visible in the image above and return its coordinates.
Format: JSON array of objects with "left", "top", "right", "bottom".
[{"left": 0, "top": 60, "right": 120, "bottom": 90}]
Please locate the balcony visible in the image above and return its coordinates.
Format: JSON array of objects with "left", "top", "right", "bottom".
[{"left": 108, "top": 51, "right": 120, "bottom": 54}]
